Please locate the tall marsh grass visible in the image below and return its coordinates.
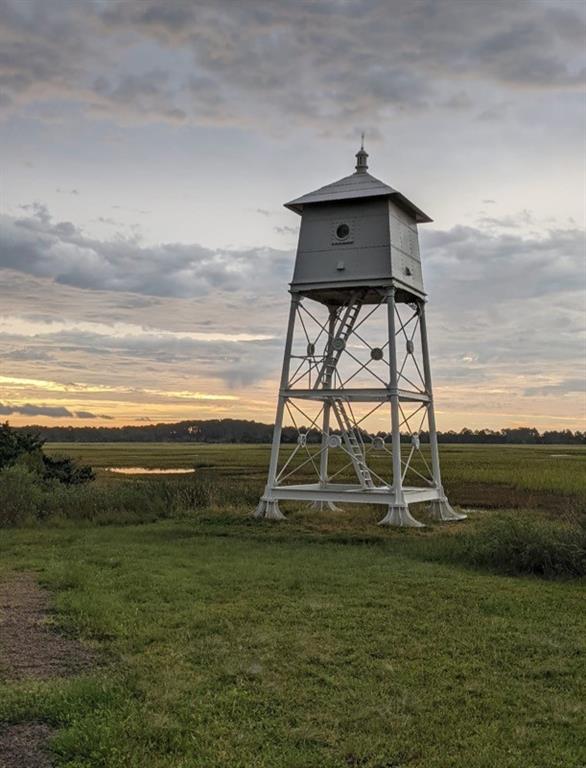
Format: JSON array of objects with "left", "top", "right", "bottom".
[
  {"left": 422, "top": 514, "right": 586, "bottom": 579},
  {"left": 466, "top": 516, "right": 586, "bottom": 577},
  {"left": 0, "top": 465, "right": 215, "bottom": 527}
]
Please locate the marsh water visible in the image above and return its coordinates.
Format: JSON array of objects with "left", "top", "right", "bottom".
[{"left": 106, "top": 467, "right": 196, "bottom": 475}]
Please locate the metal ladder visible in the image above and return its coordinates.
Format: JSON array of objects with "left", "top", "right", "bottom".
[
  {"left": 314, "top": 291, "right": 374, "bottom": 489},
  {"left": 331, "top": 399, "right": 374, "bottom": 489},
  {"left": 313, "top": 293, "right": 364, "bottom": 390}
]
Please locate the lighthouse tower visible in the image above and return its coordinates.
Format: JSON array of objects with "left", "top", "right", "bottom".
[{"left": 255, "top": 143, "right": 465, "bottom": 527}]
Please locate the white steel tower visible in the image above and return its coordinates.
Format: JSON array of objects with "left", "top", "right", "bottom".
[{"left": 256, "top": 143, "right": 465, "bottom": 527}]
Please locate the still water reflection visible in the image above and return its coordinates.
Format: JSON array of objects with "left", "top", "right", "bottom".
[{"left": 106, "top": 467, "right": 195, "bottom": 475}]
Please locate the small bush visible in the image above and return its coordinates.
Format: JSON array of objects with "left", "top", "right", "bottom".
[
  {"left": 440, "top": 515, "right": 586, "bottom": 579},
  {"left": 0, "top": 465, "right": 44, "bottom": 527},
  {"left": 0, "top": 422, "right": 44, "bottom": 469},
  {"left": 42, "top": 454, "right": 95, "bottom": 485},
  {"left": 0, "top": 421, "right": 94, "bottom": 485}
]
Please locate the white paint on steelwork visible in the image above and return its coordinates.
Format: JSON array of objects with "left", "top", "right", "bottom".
[{"left": 256, "top": 144, "right": 465, "bottom": 527}]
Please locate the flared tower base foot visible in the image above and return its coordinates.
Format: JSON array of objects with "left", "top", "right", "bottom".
[
  {"left": 308, "top": 500, "right": 343, "bottom": 512},
  {"left": 254, "top": 498, "right": 286, "bottom": 521},
  {"left": 378, "top": 504, "right": 425, "bottom": 528},
  {"left": 429, "top": 498, "right": 467, "bottom": 522}
]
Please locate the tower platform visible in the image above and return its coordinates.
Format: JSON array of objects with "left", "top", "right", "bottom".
[{"left": 263, "top": 482, "right": 441, "bottom": 506}]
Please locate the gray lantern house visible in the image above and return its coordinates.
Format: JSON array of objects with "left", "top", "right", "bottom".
[{"left": 256, "top": 143, "right": 465, "bottom": 526}]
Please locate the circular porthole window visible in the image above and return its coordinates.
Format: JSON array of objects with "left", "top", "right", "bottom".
[{"left": 336, "top": 223, "right": 350, "bottom": 240}]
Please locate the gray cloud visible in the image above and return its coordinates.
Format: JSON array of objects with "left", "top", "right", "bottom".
[
  {"left": 4, "top": 348, "right": 53, "bottom": 361},
  {"left": 73, "top": 410, "right": 114, "bottom": 420},
  {"left": 274, "top": 225, "right": 297, "bottom": 236},
  {"left": 0, "top": 205, "right": 293, "bottom": 298},
  {"left": 20, "top": 326, "right": 282, "bottom": 388},
  {"left": 0, "top": 402, "right": 111, "bottom": 419},
  {"left": 0, "top": 0, "right": 583, "bottom": 130},
  {"left": 476, "top": 210, "right": 535, "bottom": 229},
  {"left": 91, "top": 70, "right": 187, "bottom": 123},
  {"left": 421, "top": 224, "right": 584, "bottom": 304},
  {"left": 523, "top": 378, "right": 585, "bottom": 397},
  {"left": 7, "top": 204, "right": 580, "bottom": 311}
]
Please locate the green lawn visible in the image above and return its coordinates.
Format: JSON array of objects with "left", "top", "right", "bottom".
[
  {"left": 1, "top": 444, "right": 585, "bottom": 766},
  {"left": 0, "top": 516, "right": 585, "bottom": 767}
]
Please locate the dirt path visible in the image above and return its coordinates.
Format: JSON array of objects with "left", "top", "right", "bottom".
[
  {"left": 0, "top": 724, "right": 54, "bottom": 768},
  {"left": 0, "top": 573, "right": 95, "bottom": 768}
]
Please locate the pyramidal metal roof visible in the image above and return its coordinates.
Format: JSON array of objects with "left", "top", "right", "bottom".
[{"left": 284, "top": 145, "right": 432, "bottom": 223}]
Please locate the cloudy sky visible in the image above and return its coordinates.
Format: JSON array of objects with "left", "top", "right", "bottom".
[{"left": 0, "top": 0, "right": 585, "bottom": 431}]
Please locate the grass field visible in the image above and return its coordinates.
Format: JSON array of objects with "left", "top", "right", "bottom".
[
  {"left": 46, "top": 441, "right": 586, "bottom": 508},
  {"left": 1, "top": 443, "right": 585, "bottom": 767}
]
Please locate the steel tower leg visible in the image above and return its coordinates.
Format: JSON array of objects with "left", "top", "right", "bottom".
[
  {"left": 255, "top": 295, "right": 299, "bottom": 520},
  {"left": 310, "top": 306, "right": 341, "bottom": 512},
  {"left": 419, "top": 302, "right": 466, "bottom": 522},
  {"left": 379, "top": 288, "right": 424, "bottom": 527}
]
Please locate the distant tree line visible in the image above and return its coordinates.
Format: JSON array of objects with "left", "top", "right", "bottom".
[{"left": 11, "top": 419, "right": 586, "bottom": 445}]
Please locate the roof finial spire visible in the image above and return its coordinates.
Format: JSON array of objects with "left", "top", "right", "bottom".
[{"left": 355, "top": 133, "right": 368, "bottom": 174}]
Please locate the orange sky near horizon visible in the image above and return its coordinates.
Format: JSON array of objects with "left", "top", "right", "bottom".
[{"left": 3, "top": 370, "right": 584, "bottom": 433}]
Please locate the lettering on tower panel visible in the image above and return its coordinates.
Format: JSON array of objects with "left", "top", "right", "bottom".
[
  {"left": 389, "top": 201, "right": 424, "bottom": 294},
  {"left": 389, "top": 205, "right": 420, "bottom": 261}
]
